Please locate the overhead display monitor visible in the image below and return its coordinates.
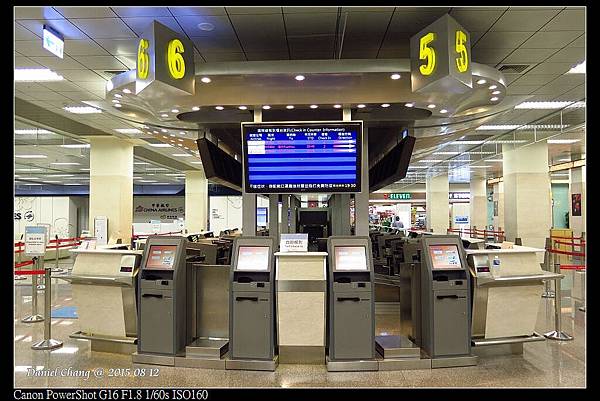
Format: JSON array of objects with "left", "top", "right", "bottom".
[
  {"left": 236, "top": 246, "right": 270, "bottom": 271},
  {"left": 428, "top": 244, "right": 463, "bottom": 270},
  {"left": 145, "top": 245, "right": 178, "bottom": 270},
  {"left": 256, "top": 207, "right": 268, "bottom": 227},
  {"left": 334, "top": 246, "right": 368, "bottom": 271},
  {"left": 242, "top": 122, "right": 362, "bottom": 193}
]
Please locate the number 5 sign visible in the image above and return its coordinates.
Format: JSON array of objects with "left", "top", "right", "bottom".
[
  {"left": 135, "top": 21, "right": 195, "bottom": 96},
  {"left": 410, "top": 14, "right": 472, "bottom": 94}
]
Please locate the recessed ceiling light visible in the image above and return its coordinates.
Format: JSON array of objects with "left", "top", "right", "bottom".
[
  {"left": 149, "top": 144, "right": 172, "bottom": 148},
  {"left": 161, "top": 129, "right": 167, "bottom": 133},
  {"left": 171, "top": 109, "right": 179, "bottom": 113},
  {"left": 15, "top": 155, "right": 47, "bottom": 159},
  {"left": 192, "top": 106, "right": 200, "bottom": 111},
  {"left": 515, "top": 101, "right": 577, "bottom": 109},
  {"left": 381, "top": 103, "right": 390, "bottom": 108},
  {"left": 178, "top": 138, "right": 184, "bottom": 142},
  {"left": 310, "top": 104, "right": 318, "bottom": 109},
  {"left": 427, "top": 104, "right": 436, "bottom": 109},
  {"left": 170, "top": 133, "right": 176, "bottom": 137},
  {"left": 547, "top": 139, "right": 580, "bottom": 144},
  {"left": 566, "top": 61, "right": 585, "bottom": 74},
  {"left": 134, "top": 162, "right": 150, "bottom": 165},
  {"left": 15, "top": 129, "right": 54, "bottom": 135},
  {"left": 161, "top": 114, "right": 169, "bottom": 117},
  {"left": 172, "top": 153, "right": 192, "bottom": 157},
  {"left": 490, "top": 97, "right": 499, "bottom": 101},
  {"left": 114, "top": 103, "right": 122, "bottom": 108},
  {"left": 51, "top": 162, "right": 80, "bottom": 165},
  {"left": 262, "top": 105, "right": 271, "bottom": 109},
  {"left": 286, "top": 105, "right": 294, "bottom": 109},
  {"left": 488, "top": 85, "right": 497, "bottom": 90},
  {"left": 114, "top": 128, "right": 141, "bottom": 134},
  {"left": 440, "top": 109, "right": 448, "bottom": 113},
  {"left": 15, "top": 68, "right": 63, "bottom": 82},
  {"left": 114, "top": 93, "right": 122, "bottom": 98},
  {"left": 111, "top": 99, "right": 120, "bottom": 103},
  {"left": 238, "top": 106, "right": 248, "bottom": 110},
  {"left": 476, "top": 79, "right": 487, "bottom": 85},
  {"left": 405, "top": 103, "right": 414, "bottom": 108},
  {"left": 492, "top": 90, "right": 501, "bottom": 95},
  {"left": 180, "top": 131, "right": 186, "bottom": 136},
  {"left": 215, "top": 106, "right": 224, "bottom": 110},
  {"left": 80, "top": 168, "right": 90, "bottom": 171},
  {"left": 60, "top": 143, "right": 90, "bottom": 148},
  {"left": 177, "top": 143, "right": 183, "bottom": 147},
  {"left": 357, "top": 104, "right": 366, "bottom": 108},
  {"left": 390, "top": 73, "right": 401, "bottom": 80},
  {"left": 15, "top": 168, "right": 42, "bottom": 172},
  {"left": 200, "top": 77, "right": 211, "bottom": 83},
  {"left": 333, "top": 104, "right": 341, "bottom": 109},
  {"left": 191, "top": 161, "right": 203, "bottom": 164},
  {"left": 197, "top": 22, "right": 215, "bottom": 31},
  {"left": 122, "top": 89, "right": 131, "bottom": 94},
  {"left": 295, "top": 75, "right": 305, "bottom": 81},
  {"left": 64, "top": 106, "right": 102, "bottom": 114}
]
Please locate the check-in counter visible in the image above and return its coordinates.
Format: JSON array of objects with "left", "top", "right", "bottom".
[
  {"left": 275, "top": 252, "right": 327, "bottom": 364},
  {"left": 466, "top": 245, "right": 563, "bottom": 345},
  {"left": 62, "top": 248, "right": 142, "bottom": 353}
]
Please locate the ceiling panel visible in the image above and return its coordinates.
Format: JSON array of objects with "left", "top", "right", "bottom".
[
  {"left": 288, "top": 36, "right": 335, "bottom": 52},
  {"left": 62, "top": 91, "right": 102, "bottom": 101},
  {"left": 245, "top": 51, "right": 289, "bottom": 61},
  {"left": 38, "top": 80, "right": 84, "bottom": 91},
  {"left": 14, "top": 23, "right": 40, "bottom": 40},
  {"left": 541, "top": 8, "right": 585, "bottom": 31},
  {"left": 115, "top": 55, "right": 136, "bottom": 69},
  {"left": 73, "top": 55, "right": 128, "bottom": 70},
  {"left": 449, "top": 9, "right": 505, "bottom": 32},
  {"left": 69, "top": 18, "right": 137, "bottom": 39},
  {"left": 520, "top": 30, "right": 582, "bottom": 48},
  {"left": 546, "top": 46, "right": 585, "bottom": 63},
  {"left": 284, "top": 12, "right": 338, "bottom": 35},
  {"left": 14, "top": 6, "right": 65, "bottom": 20},
  {"left": 283, "top": 7, "right": 339, "bottom": 14},
  {"left": 506, "top": 85, "right": 542, "bottom": 95},
  {"left": 501, "top": 48, "right": 559, "bottom": 64},
  {"left": 17, "top": 18, "right": 88, "bottom": 39},
  {"left": 122, "top": 16, "right": 186, "bottom": 36},
  {"left": 15, "top": 40, "right": 65, "bottom": 57},
  {"left": 111, "top": 7, "right": 171, "bottom": 18},
  {"left": 341, "top": 48, "right": 379, "bottom": 59},
  {"left": 168, "top": 7, "right": 227, "bottom": 16},
  {"left": 386, "top": 11, "right": 443, "bottom": 35},
  {"left": 510, "top": 74, "right": 560, "bottom": 86},
  {"left": 551, "top": 74, "right": 585, "bottom": 86},
  {"left": 64, "top": 39, "right": 110, "bottom": 56},
  {"left": 490, "top": 9, "right": 561, "bottom": 32},
  {"left": 58, "top": 69, "right": 106, "bottom": 82},
  {"left": 570, "top": 34, "right": 585, "bottom": 47},
  {"left": 377, "top": 48, "right": 409, "bottom": 58},
  {"left": 474, "top": 31, "right": 532, "bottom": 49},
  {"left": 174, "top": 15, "right": 235, "bottom": 38},
  {"left": 191, "top": 35, "right": 242, "bottom": 53},
  {"left": 471, "top": 47, "right": 514, "bottom": 64},
  {"left": 229, "top": 14, "right": 287, "bottom": 52},
  {"left": 226, "top": 7, "right": 282, "bottom": 15},
  {"left": 202, "top": 52, "right": 246, "bottom": 62},
  {"left": 533, "top": 82, "right": 581, "bottom": 95},
  {"left": 290, "top": 50, "right": 334, "bottom": 60},
  {"left": 53, "top": 6, "right": 116, "bottom": 18},
  {"left": 95, "top": 38, "right": 140, "bottom": 55},
  {"left": 29, "top": 92, "right": 72, "bottom": 101},
  {"left": 14, "top": 56, "right": 43, "bottom": 68},
  {"left": 526, "top": 62, "right": 575, "bottom": 75}
]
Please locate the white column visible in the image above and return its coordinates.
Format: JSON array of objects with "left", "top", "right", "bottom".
[
  {"left": 89, "top": 137, "right": 133, "bottom": 242},
  {"left": 503, "top": 141, "right": 552, "bottom": 248},
  {"left": 492, "top": 182, "right": 504, "bottom": 230},
  {"left": 426, "top": 173, "right": 449, "bottom": 233},
  {"left": 185, "top": 170, "right": 208, "bottom": 233},
  {"left": 469, "top": 177, "right": 488, "bottom": 230},
  {"left": 569, "top": 166, "right": 586, "bottom": 236}
]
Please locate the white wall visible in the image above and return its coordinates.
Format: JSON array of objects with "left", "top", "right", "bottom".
[
  {"left": 209, "top": 195, "right": 270, "bottom": 234},
  {"left": 133, "top": 196, "right": 185, "bottom": 223},
  {"left": 451, "top": 203, "right": 470, "bottom": 229},
  {"left": 14, "top": 197, "right": 78, "bottom": 240}
]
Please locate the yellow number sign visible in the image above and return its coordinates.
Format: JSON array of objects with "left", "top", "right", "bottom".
[
  {"left": 419, "top": 32, "right": 436, "bottom": 76},
  {"left": 167, "top": 39, "right": 185, "bottom": 80},
  {"left": 455, "top": 30, "right": 469, "bottom": 73},
  {"left": 137, "top": 39, "right": 149, "bottom": 79}
]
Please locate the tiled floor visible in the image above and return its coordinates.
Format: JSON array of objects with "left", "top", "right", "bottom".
[{"left": 14, "top": 263, "right": 585, "bottom": 388}]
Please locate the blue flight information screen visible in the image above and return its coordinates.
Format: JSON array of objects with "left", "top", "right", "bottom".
[{"left": 243, "top": 123, "right": 362, "bottom": 193}]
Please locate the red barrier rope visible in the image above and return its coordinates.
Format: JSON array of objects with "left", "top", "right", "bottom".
[
  {"left": 14, "top": 269, "right": 45, "bottom": 275},
  {"left": 14, "top": 260, "right": 35, "bottom": 269},
  {"left": 560, "top": 265, "right": 586, "bottom": 271},
  {"left": 548, "top": 248, "right": 586, "bottom": 257},
  {"left": 131, "top": 231, "right": 183, "bottom": 240},
  {"left": 553, "top": 240, "right": 586, "bottom": 247}
]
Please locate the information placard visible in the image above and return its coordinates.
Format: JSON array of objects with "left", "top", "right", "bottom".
[
  {"left": 25, "top": 226, "right": 47, "bottom": 256},
  {"left": 280, "top": 233, "right": 308, "bottom": 253}
]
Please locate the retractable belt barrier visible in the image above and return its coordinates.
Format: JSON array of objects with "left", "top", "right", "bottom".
[
  {"left": 131, "top": 230, "right": 184, "bottom": 240},
  {"left": 447, "top": 227, "right": 506, "bottom": 242}
]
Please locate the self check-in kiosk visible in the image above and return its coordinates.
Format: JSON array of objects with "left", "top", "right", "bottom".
[
  {"left": 327, "top": 236, "right": 376, "bottom": 363},
  {"left": 228, "top": 237, "right": 277, "bottom": 369},
  {"left": 415, "top": 235, "right": 476, "bottom": 367},
  {"left": 137, "top": 236, "right": 190, "bottom": 357}
]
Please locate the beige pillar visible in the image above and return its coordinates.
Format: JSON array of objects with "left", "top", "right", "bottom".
[
  {"left": 89, "top": 137, "right": 133, "bottom": 243},
  {"left": 426, "top": 173, "right": 449, "bottom": 234},
  {"left": 569, "top": 166, "right": 586, "bottom": 236},
  {"left": 470, "top": 177, "right": 488, "bottom": 230},
  {"left": 185, "top": 170, "right": 208, "bottom": 233},
  {"left": 503, "top": 141, "right": 552, "bottom": 249},
  {"left": 492, "top": 182, "right": 504, "bottom": 230}
]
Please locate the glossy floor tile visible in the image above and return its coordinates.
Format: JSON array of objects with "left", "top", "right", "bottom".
[{"left": 14, "top": 261, "right": 585, "bottom": 388}]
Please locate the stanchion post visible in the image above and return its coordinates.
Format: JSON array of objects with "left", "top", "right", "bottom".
[
  {"left": 544, "top": 257, "right": 573, "bottom": 341},
  {"left": 542, "top": 238, "right": 555, "bottom": 298},
  {"left": 52, "top": 235, "right": 64, "bottom": 274},
  {"left": 32, "top": 257, "right": 63, "bottom": 350},
  {"left": 21, "top": 257, "right": 44, "bottom": 323}
]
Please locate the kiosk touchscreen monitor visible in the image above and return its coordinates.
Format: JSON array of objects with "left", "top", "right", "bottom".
[
  {"left": 236, "top": 246, "right": 270, "bottom": 271},
  {"left": 334, "top": 246, "right": 368, "bottom": 271},
  {"left": 145, "top": 245, "right": 178, "bottom": 270},
  {"left": 429, "top": 244, "right": 462, "bottom": 270}
]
